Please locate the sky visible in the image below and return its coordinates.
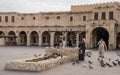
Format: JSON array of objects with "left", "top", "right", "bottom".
[{"left": 0, "top": 0, "right": 119, "bottom": 13}]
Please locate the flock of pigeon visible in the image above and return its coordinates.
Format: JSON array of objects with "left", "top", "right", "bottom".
[
  {"left": 33, "top": 51, "right": 120, "bottom": 70},
  {"left": 72, "top": 52, "right": 120, "bottom": 69}
]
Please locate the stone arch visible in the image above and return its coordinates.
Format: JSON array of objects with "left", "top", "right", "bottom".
[
  {"left": 8, "top": 31, "right": 16, "bottom": 36},
  {"left": 67, "top": 31, "right": 76, "bottom": 47},
  {"left": 42, "top": 31, "right": 50, "bottom": 46},
  {"left": 30, "top": 31, "right": 39, "bottom": 46},
  {"left": 90, "top": 27, "right": 109, "bottom": 48},
  {"left": 54, "top": 31, "right": 62, "bottom": 46},
  {"left": 19, "top": 31, "right": 27, "bottom": 46},
  {"left": 0, "top": 31, "right": 5, "bottom": 45},
  {"left": 6, "top": 31, "right": 17, "bottom": 45},
  {"left": 116, "top": 32, "right": 120, "bottom": 48},
  {"left": 0, "top": 31, "right": 5, "bottom": 36}
]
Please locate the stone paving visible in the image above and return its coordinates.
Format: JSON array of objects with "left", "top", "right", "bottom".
[{"left": 0, "top": 46, "right": 120, "bottom": 75}]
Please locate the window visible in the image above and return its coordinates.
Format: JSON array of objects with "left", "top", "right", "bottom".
[
  {"left": 94, "top": 12, "right": 98, "bottom": 20},
  {"left": 33, "top": 17, "right": 35, "bottom": 20},
  {"left": 101, "top": 12, "right": 106, "bottom": 20},
  {"left": 11, "top": 16, "right": 15, "bottom": 22},
  {"left": 5, "top": 16, "right": 8, "bottom": 22},
  {"left": 83, "top": 16, "right": 86, "bottom": 21},
  {"left": 0, "top": 16, "right": 1, "bottom": 22},
  {"left": 46, "top": 16, "right": 49, "bottom": 20},
  {"left": 57, "top": 16, "right": 60, "bottom": 20},
  {"left": 109, "top": 11, "right": 113, "bottom": 20},
  {"left": 70, "top": 16, "right": 73, "bottom": 21}
]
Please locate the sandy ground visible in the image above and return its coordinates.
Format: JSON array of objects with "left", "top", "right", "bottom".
[{"left": 0, "top": 46, "right": 120, "bottom": 75}]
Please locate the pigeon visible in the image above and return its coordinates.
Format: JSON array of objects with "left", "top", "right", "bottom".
[
  {"left": 89, "top": 65, "right": 93, "bottom": 69},
  {"left": 87, "top": 54, "right": 91, "bottom": 58},
  {"left": 38, "top": 54, "right": 41, "bottom": 56},
  {"left": 118, "top": 61, "right": 120, "bottom": 65},
  {"left": 88, "top": 60, "right": 92, "bottom": 64},
  {"left": 109, "top": 58, "right": 111, "bottom": 61},
  {"left": 76, "top": 61, "right": 80, "bottom": 64},
  {"left": 101, "top": 63, "right": 106, "bottom": 67},
  {"left": 106, "top": 62, "right": 112, "bottom": 67},
  {"left": 72, "top": 62, "right": 76, "bottom": 66},
  {"left": 34, "top": 54, "right": 38, "bottom": 57},
  {"left": 115, "top": 59, "right": 120, "bottom": 65},
  {"left": 112, "top": 61, "right": 117, "bottom": 66},
  {"left": 100, "top": 60, "right": 106, "bottom": 67}
]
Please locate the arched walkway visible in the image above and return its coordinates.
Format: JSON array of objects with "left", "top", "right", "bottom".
[
  {"left": 116, "top": 32, "right": 120, "bottom": 48},
  {"left": 42, "top": 31, "right": 50, "bottom": 46},
  {"left": 0, "top": 31, "right": 5, "bottom": 45},
  {"left": 30, "top": 31, "right": 39, "bottom": 46},
  {"left": 54, "top": 31, "right": 62, "bottom": 46},
  {"left": 0, "top": 31, "right": 5, "bottom": 36},
  {"left": 67, "top": 31, "right": 76, "bottom": 47},
  {"left": 6, "top": 31, "right": 17, "bottom": 46},
  {"left": 19, "top": 31, "right": 27, "bottom": 46},
  {"left": 90, "top": 27, "right": 109, "bottom": 48}
]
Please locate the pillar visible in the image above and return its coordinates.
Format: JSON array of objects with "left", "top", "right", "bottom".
[
  {"left": 27, "top": 32, "right": 30, "bottom": 46},
  {"left": 76, "top": 32, "right": 79, "bottom": 47},
  {"left": 62, "top": 32, "right": 67, "bottom": 47},
  {"left": 16, "top": 33, "right": 19, "bottom": 45},
  {"left": 50, "top": 32, "right": 55, "bottom": 47},
  {"left": 39, "top": 32, "right": 42, "bottom": 46},
  {"left": 108, "top": 23, "right": 116, "bottom": 50}
]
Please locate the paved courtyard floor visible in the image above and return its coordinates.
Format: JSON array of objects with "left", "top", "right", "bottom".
[{"left": 0, "top": 46, "right": 120, "bottom": 75}]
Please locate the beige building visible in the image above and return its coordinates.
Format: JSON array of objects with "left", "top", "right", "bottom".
[{"left": 0, "top": 2, "right": 120, "bottom": 50}]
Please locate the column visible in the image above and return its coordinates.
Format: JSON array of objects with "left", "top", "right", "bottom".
[
  {"left": 76, "top": 32, "right": 79, "bottom": 47},
  {"left": 50, "top": 32, "right": 55, "bottom": 47},
  {"left": 27, "top": 32, "right": 30, "bottom": 46},
  {"left": 109, "top": 23, "right": 116, "bottom": 50},
  {"left": 4, "top": 31, "right": 8, "bottom": 45},
  {"left": 62, "top": 32, "right": 67, "bottom": 47},
  {"left": 86, "top": 30, "right": 91, "bottom": 49},
  {"left": 16, "top": 33, "right": 19, "bottom": 45},
  {"left": 39, "top": 32, "right": 42, "bottom": 46}
]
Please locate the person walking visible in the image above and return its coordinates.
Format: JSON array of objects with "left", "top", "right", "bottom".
[
  {"left": 98, "top": 39, "right": 107, "bottom": 58},
  {"left": 78, "top": 38, "right": 86, "bottom": 61}
]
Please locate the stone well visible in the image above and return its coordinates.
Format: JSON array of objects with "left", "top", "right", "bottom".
[{"left": 4, "top": 47, "right": 91, "bottom": 72}]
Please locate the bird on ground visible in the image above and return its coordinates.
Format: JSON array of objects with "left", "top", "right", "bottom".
[
  {"left": 34, "top": 54, "right": 38, "bottom": 57},
  {"left": 112, "top": 61, "right": 117, "bottom": 66},
  {"left": 89, "top": 65, "right": 93, "bottom": 69},
  {"left": 118, "top": 61, "right": 120, "bottom": 65},
  {"left": 76, "top": 61, "right": 80, "bottom": 64},
  {"left": 100, "top": 59, "right": 106, "bottom": 67},
  {"left": 72, "top": 62, "right": 76, "bottom": 66},
  {"left": 106, "top": 62, "right": 112, "bottom": 67},
  {"left": 115, "top": 59, "right": 120, "bottom": 65},
  {"left": 109, "top": 58, "right": 111, "bottom": 61},
  {"left": 87, "top": 54, "right": 91, "bottom": 58},
  {"left": 88, "top": 60, "right": 92, "bottom": 64},
  {"left": 38, "top": 54, "right": 41, "bottom": 56}
]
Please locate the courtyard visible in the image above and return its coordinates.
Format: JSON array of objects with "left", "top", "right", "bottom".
[{"left": 0, "top": 46, "right": 120, "bottom": 75}]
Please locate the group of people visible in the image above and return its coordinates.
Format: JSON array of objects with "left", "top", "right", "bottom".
[{"left": 78, "top": 38, "right": 107, "bottom": 61}]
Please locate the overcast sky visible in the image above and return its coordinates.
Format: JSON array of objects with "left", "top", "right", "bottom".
[{"left": 0, "top": 0, "right": 119, "bottom": 13}]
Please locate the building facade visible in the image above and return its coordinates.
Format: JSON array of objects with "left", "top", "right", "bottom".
[{"left": 0, "top": 2, "right": 120, "bottom": 50}]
